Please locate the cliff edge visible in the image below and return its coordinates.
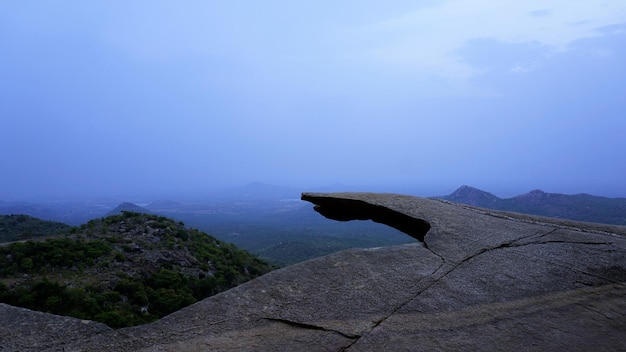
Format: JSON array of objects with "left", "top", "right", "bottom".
[{"left": 2, "top": 192, "right": 626, "bottom": 351}]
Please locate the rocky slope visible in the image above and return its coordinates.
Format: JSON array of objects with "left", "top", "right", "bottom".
[{"left": 1, "top": 193, "right": 625, "bottom": 351}]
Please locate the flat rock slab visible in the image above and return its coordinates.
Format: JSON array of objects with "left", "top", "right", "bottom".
[{"left": 2, "top": 193, "right": 626, "bottom": 351}]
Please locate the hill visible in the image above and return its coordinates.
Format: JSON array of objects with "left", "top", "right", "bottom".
[
  {"left": 0, "top": 215, "right": 71, "bottom": 242},
  {"left": 439, "top": 185, "right": 626, "bottom": 225},
  {"left": 442, "top": 185, "right": 500, "bottom": 207},
  {"left": 0, "top": 212, "right": 273, "bottom": 328}
]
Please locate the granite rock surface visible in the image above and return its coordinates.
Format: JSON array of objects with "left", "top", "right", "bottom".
[{"left": 2, "top": 192, "right": 625, "bottom": 351}]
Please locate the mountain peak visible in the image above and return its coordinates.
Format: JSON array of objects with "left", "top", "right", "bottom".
[
  {"left": 444, "top": 185, "right": 500, "bottom": 206},
  {"left": 452, "top": 185, "right": 483, "bottom": 194}
]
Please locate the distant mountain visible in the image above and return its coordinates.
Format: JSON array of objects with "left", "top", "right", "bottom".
[
  {"left": 443, "top": 185, "right": 500, "bottom": 207},
  {"left": 0, "top": 215, "right": 72, "bottom": 242},
  {"left": 106, "top": 202, "right": 152, "bottom": 217},
  {"left": 439, "top": 186, "right": 626, "bottom": 226}
]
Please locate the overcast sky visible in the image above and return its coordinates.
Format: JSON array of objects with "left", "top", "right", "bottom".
[{"left": 1, "top": 1, "right": 625, "bottom": 200}]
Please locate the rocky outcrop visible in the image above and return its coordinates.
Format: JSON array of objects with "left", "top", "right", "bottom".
[
  {"left": 0, "top": 303, "right": 111, "bottom": 351},
  {"left": 2, "top": 192, "right": 626, "bottom": 351}
]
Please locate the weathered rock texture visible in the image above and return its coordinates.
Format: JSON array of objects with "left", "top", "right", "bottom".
[{"left": 2, "top": 192, "right": 626, "bottom": 351}]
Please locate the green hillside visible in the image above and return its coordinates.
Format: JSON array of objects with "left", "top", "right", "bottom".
[
  {"left": 0, "top": 214, "right": 71, "bottom": 242},
  {"left": 0, "top": 212, "right": 273, "bottom": 328}
]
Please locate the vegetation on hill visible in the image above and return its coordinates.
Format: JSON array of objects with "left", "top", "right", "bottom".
[
  {"left": 0, "top": 212, "right": 274, "bottom": 328},
  {"left": 0, "top": 214, "right": 71, "bottom": 242}
]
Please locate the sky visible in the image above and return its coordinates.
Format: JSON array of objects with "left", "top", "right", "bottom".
[{"left": 1, "top": 1, "right": 625, "bottom": 200}]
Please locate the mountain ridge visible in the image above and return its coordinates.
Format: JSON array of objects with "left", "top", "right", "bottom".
[{"left": 438, "top": 185, "right": 626, "bottom": 225}]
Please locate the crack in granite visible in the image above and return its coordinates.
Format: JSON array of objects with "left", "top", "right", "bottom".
[{"left": 262, "top": 317, "right": 361, "bottom": 340}]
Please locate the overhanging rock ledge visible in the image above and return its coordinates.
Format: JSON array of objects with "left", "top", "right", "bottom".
[{"left": 301, "top": 192, "right": 431, "bottom": 242}]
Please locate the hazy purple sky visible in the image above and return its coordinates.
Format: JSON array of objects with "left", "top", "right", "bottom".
[{"left": 2, "top": 1, "right": 625, "bottom": 200}]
